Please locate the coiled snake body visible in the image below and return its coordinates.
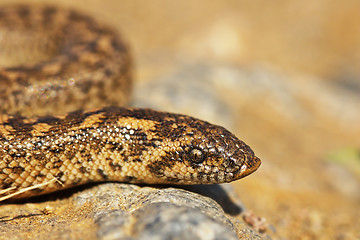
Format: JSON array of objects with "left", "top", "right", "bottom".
[{"left": 0, "top": 5, "right": 261, "bottom": 199}]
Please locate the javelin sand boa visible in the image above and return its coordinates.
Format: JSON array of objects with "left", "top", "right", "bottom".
[{"left": 0, "top": 5, "right": 261, "bottom": 199}]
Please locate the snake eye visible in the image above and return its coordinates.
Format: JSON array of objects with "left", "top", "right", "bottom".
[{"left": 189, "top": 148, "right": 204, "bottom": 164}]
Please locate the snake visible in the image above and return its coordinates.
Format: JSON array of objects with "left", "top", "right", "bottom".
[{"left": 0, "top": 4, "right": 261, "bottom": 200}]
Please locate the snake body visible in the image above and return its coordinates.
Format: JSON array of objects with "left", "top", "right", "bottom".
[{"left": 0, "top": 5, "right": 261, "bottom": 199}]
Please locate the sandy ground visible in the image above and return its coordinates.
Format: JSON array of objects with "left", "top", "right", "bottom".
[{"left": 1, "top": 0, "right": 360, "bottom": 239}]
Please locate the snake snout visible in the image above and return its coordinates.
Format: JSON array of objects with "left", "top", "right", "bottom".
[
  {"left": 220, "top": 132, "right": 261, "bottom": 180},
  {"left": 236, "top": 155, "right": 261, "bottom": 179}
]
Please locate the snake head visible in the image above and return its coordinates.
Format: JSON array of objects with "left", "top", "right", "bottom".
[
  {"left": 146, "top": 112, "right": 261, "bottom": 184},
  {"left": 181, "top": 123, "right": 261, "bottom": 183}
]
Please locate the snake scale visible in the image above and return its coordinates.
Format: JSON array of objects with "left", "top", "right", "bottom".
[{"left": 0, "top": 5, "right": 261, "bottom": 199}]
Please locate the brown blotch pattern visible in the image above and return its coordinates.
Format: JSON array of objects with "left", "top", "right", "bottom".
[{"left": 0, "top": 5, "right": 261, "bottom": 199}]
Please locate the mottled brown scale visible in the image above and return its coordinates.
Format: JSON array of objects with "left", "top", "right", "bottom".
[{"left": 0, "top": 5, "right": 261, "bottom": 199}]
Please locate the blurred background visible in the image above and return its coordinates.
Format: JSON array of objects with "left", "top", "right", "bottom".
[{"left": 2, "top": 0, "right": 360, "bottom": 239}]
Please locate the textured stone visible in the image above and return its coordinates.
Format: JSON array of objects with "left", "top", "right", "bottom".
[{"left": 0, "top": 184, "right": 265, "bottom": 240}]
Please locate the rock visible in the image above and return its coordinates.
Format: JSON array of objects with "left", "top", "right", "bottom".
[{"left": 0, "top": 183, "right": 266, "bottom": 240}]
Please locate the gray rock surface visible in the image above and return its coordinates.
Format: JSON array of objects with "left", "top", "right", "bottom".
[{"left": 0, "top": 184, "right": 265, "bottom": 240}]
